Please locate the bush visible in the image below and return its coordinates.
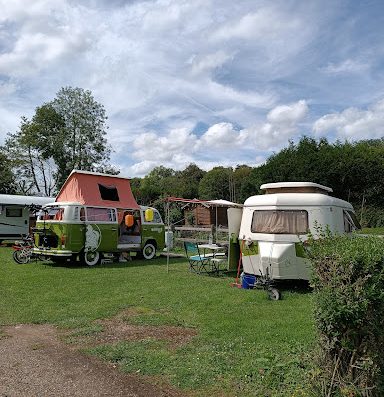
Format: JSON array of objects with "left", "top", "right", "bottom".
[
  {"left": 306, "top": 233, "right": 384, "bottom": 397},
  {"left": 357, "top": 206, "right": 384, "bottom": 228}
]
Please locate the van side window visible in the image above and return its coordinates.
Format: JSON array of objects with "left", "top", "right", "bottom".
[
  {"left": 86, "top": 207, "right": 116, "bottom": 222},
  {"left": 251, "top": 210, "right": 309, "bottom": 234}
]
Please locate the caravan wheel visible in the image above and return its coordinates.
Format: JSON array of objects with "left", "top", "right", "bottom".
[
  {"left": 82, "top": 251, "right": 100, "bottom": 266},
  {"left": 268, "top": 287, "right": 281, "bottom": 301}
]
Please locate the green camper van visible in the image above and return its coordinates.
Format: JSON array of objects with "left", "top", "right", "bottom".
[{"left": 32, "top": 171, "right": 165, "bottom": 266}]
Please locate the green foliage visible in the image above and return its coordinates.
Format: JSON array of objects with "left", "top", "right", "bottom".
[
  {"left": 0, "top": 150, "right": 16, "bottom": 194},
  {"left": 358, "top": 206, "right": 384, "bottom": 228},
  {"left": 198, "top": 166, "right": 232, "bottom": 200},
  {"left": 5, "top": 87, "right": 116, "bottom": 194},
  {"left": 259, "top": 137, "right": 384, "bottom": 211},
  {"left": 306, "top": 234, "right": 384, "bottom": 396}
]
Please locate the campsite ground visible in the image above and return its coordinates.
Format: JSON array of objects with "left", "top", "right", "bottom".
[{"left": 0, "top": 248, "right": 314, "bottom": 397}]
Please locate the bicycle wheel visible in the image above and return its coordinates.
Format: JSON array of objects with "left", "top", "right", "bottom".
[{"left": 13, "top": 249, "right": 31, "bottom": 264}]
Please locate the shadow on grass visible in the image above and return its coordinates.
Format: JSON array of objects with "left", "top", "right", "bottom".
[{"left": 39, "top": 256, "right": 187, "bottom": 270}]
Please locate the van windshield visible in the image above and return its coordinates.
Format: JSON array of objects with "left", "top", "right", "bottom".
[
  {"left": 38, "top": 207, "right": 65, "bottom": 221},
  {"left": 251, "top": 210, "right": 309, "bottom": 234}
]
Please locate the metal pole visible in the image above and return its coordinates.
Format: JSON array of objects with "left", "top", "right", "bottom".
[
  {"left": 166, "top": 200, "right": 170, "bottom": 274},
  {"left": 215, "top": 205, "right": 218, "bottom": 242}
]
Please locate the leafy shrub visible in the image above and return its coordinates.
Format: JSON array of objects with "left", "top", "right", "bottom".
[
  {"left": 357, "top": 206, "right": 384, "bottom": 228},
  {"left": 306, "top": 233, "right": 384, "bottom": 397}
]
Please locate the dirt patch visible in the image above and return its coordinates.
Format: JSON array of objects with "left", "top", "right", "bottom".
[
  {"left": 0, "top": 321, "right": 193, "bottom": 397},
  {"left": 66, "top": 308, "right": 198, "bottom": 350}
]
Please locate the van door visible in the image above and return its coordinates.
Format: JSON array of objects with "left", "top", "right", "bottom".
[{"left": 84, "top": 207, "right": 118, "bottom": 252}]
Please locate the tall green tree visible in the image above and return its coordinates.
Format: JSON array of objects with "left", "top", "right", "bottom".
[
  {"left": 198, "top": 167, "right": 232, "bottom": 200},
  {"left": 175, "top": 163, "right": 206, "bottom": 198},
  {"left": 6, "top": 87, "right": 116, "bottom": 194},
  {"left": 0, "top": 150, "right": 16, "bottom": 194}
]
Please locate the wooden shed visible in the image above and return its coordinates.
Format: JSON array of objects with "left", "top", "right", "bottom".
[{"left": 183, "top": 199, "right": 242, "bottom": 227}]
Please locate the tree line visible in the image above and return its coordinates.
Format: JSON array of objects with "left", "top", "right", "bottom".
[
  {"left": 1, "top": 86, "right": 383, "bottom": 226},
  {"left": 131, "top": 137, "right": 384, "bottom": 227}
]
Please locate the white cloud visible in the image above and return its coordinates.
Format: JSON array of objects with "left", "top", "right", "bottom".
[
  {"left": 0, "top": 0, "right": 382, "bottom": 177},
  {"left": 321, "top": 59, "right": 369, "bottom": 74},
  {"left": 267, "top": 100, "right": 308, "bottom": 126},
  {"left": 190, "top": 50, "right": 233, "bottom": 76},
  {"left": 211, "top": 8, "right": 300, "bottom": 42},
  {"left": 313, "top": 100, "right": 384, "bottom": 139},
  {"left": 200, "top": 122, "right": 241, "bottom": 148}
]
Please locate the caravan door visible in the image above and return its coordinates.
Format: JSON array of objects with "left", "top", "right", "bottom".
[{"left": 0, "top": 205, "right": 29, "bottom": 239}]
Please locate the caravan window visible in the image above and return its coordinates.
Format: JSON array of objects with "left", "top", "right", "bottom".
[
  {"left": 6, "top": 207, "right": 23, "bottom": 217},
  {"left": 251, "top": 210, "right": 309, "bottom": 234},
  {"left": 343, "top": 210, "right": 361, "bottom": 232},
  {"left": 86, "top": 207, "right": 116, "bottom": 222}
]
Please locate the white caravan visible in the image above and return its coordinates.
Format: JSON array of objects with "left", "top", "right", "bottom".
[
  {"left": 229, "top": 182, "right": 360, "bottom": 281},
  {"left": 0, "top": 194, "right": 54, "bottom": 242}
]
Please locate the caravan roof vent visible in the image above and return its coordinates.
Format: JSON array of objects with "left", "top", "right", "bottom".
[
  {"left": 98, "top": 184, "right": 120, "bottom": 201},
  {"left": 260, "top": 182, "right": 333, "bottom": 195}
]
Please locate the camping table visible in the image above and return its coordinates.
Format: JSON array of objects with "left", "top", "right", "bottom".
[{"left": 198, "top": 244, "right": 227, "bottom": 274}]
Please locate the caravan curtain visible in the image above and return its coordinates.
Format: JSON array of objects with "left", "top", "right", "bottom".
[{"left": 251, "top": 210, "right": 308, "bottom": 234}]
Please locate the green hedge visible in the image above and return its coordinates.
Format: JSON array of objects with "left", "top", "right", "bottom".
[{"left": 307, "top": 234, "right": 384, "bottom": 397}]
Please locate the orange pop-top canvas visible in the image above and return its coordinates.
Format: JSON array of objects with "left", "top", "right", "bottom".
[{"left": 55, "top": 170, "right": 140, "bottom": 210}]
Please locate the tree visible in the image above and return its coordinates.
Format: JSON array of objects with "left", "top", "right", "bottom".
[
  {"left": 198, "top": 167, "right": 232, "bottom": 200},
  {"left": 0, "top": 150, "right": 16, "bottom": 194},
  {"left": 51, "top": 87, "right": 115, "bottom": 186},
  {"left": 175, "top": 163, "right": 205, "bottom": 198},
  {"left": 4, "top": 112, "right": 61, "bottom": 196},
  {"left": 6, "top": 87, "right": 116, "bottom": 195},
  {"left": 139, "top": 166, "right": 177, "bottom": 204}
]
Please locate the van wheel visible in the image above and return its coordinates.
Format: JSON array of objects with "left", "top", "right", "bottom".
[
  {"left": 82, "top": 250, "right": 100, "bottom": 266},
  {"left": 142, "top": 243, "right": 156, "bottom": 260}
]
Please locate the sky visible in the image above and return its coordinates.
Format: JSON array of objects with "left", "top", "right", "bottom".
[{"left": 1, "top": 0, "right": 384, "bottom": 177}]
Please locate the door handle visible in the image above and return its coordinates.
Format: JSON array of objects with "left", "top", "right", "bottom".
[{"left": 111, "top": 228, "right": 117, "bottom": 231}]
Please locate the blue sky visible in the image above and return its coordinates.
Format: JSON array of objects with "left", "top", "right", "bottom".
[{"left": 1, "top": 0, "right": 384, "bottom": 177}]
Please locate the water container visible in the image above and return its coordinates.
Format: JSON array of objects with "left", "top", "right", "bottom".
[
  {"left": 241, "top": 273, "right": 256, "bottom": 289},
  {"left": 165, "top": 231, "right": 174, "bottom": 249}
]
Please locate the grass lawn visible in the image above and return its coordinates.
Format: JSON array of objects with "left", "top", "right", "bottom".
[
  {"left": 0, "top": 247, "right": 315, "bottom": 396},
  {"left": 358, "top": 227, "right": 384, "bottom": 235}
]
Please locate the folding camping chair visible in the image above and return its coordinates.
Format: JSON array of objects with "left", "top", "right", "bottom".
[{"left": 184, "top": 241, "right": 212, "bottom": 274}]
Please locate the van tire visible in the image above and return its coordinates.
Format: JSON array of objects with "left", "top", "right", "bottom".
[
  {"left": 81, "top": 250, "right": 100, "bottom": 266},
  {"left": 141, "top": 242, "right": 156, "bottom": 260}
]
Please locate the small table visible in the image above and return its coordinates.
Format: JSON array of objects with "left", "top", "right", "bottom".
[{"left": 198, "top": 244, "right": 227, "bottom": 273}]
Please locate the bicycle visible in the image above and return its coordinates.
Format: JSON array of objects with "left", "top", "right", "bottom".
[{"left": 12, "top": 234, "right": 46, "bottom": 264}]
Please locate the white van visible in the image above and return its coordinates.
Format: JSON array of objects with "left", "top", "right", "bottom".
[{"left": 229, "top": 182, "right": 360, "bottom": 281}]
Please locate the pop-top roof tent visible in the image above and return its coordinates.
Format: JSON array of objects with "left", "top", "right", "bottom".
[
  {"left": 260, "top": 182, "right": 333, "bottom": 195},
  {"left": 55, "top": 170, "right": 140, "bottom": 209}
]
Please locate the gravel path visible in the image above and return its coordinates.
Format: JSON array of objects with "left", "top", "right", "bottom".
[{"left": 0, "top": 324, "right": 186, "bottom": 397}]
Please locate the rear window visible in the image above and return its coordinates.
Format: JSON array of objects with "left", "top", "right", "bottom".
[
  {"left": 251, "top": 210, "right": 309, "bottom": 234},
  {"left": 37, "top": 207, "right": 64, "bottom": 221}
]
